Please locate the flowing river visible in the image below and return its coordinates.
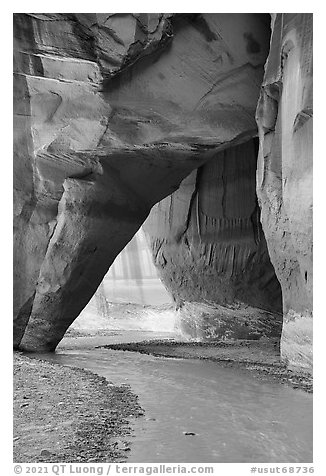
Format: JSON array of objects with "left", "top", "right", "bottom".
[{"left": 31, "top": 331, "right": 313, "bottom": 463}]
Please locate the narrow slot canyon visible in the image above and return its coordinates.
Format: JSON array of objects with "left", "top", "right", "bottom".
[{"left": 13, "top": 12, "right": 313, "bottom": 464}]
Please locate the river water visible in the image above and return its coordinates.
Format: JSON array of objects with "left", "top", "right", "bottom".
[{"left": 32, "top": 331, "right": 313, "bottom": 463}]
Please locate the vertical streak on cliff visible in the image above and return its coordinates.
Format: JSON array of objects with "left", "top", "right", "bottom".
[
  {"left": 179, "top": 169, "right": 199, "bottom": 243},
  {"left": 144, "top": 138, "right": 283, "bottom": 341}
]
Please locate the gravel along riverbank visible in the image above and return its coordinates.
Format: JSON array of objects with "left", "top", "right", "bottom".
[
  {"left": 98, "top": 339, "right": 313, "bottom": 393},
  {"left": 13, "top": 353, "right": 143, "bottom": 463}
]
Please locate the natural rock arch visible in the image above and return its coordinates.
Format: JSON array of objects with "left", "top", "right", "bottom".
[{"left": 13, "top": 13, "right": 312, "bottom": 371}]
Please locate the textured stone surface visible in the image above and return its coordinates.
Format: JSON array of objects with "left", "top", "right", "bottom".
[
  {"left": 14, "top": 13, "right": 270, "bottom": 350},
  {"left": 143, "top": 139, "right": 283, "bottom": 341},
  {"left": 256, "top": 14, "right": 313, "bottom": 370},
  {"left": 13, "top": 13, "right": 313, "bottom": 370}
]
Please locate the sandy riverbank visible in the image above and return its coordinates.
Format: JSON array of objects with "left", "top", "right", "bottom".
[
  {"left": 13, "top": 328, "right": 312, "bottom": 463},
  {"left": 98, "top": 339, "right": 313, "bottom": 393},
  {"left": 13, "top": 353, "right": 143, "bottom": 463}
]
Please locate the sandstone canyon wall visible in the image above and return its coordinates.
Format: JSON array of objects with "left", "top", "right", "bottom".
[
  {"left": 143, "top": 139, "right": 283, "bottom": 341},
  {"left": 256, "top": 14, "right": 313, "bottom": 370},
  {"left": 13, "top": 13, "right": 312, "bottom": 371}
]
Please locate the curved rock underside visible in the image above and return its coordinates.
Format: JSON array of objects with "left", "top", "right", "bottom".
[{"left": 13, "top": 13, "right": 312, "bottom": 370}]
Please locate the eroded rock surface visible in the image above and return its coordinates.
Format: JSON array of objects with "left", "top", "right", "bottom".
[
  {"left": 13, "top": 12, "right": 313, "bottom": 371},
  {"left": 143, "top": 139, "right": 283, "bottom": 341},
  {"left": 14, "top": 13, "right": 270, "bottom": 351},
  {"left": 256, "top": 14, "right": 313, "bottom": 370}
]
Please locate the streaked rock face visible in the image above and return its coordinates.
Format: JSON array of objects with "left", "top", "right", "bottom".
[
  {"left": 256, "top": 14, "right": 313, "bottom": 370},
  {"left": 13, "top": 12, "right": 313, "bottom": 371},
  {"left": 143, "top": 139, "right": 283, "bottom": 341}
]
